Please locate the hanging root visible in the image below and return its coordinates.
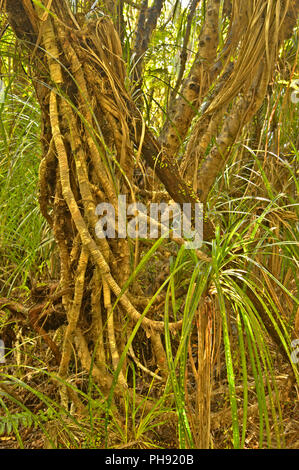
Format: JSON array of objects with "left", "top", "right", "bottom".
[{"left": 26, "top": 4, "right": 185, "bottom": 410}]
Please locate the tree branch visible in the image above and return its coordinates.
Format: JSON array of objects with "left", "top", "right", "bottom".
[
  {"left": 160, "top": 0, "right": 221, "bottom": 160},
  {"left": 132, "top": 0, "right": 164, "bottom": 85}
]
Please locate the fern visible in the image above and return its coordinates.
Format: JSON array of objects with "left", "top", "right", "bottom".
[{"left": 0, "top": 408, "right": 56, "bottom": 435}]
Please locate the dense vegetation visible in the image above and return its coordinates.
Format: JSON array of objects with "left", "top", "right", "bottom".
[{"left": 0, "top": 0, "right": 298, "bottom": 449}]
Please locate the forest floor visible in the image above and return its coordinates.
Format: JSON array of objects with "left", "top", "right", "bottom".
[{"left": 1, "top": 348, "right": 298, "bottom": 449}]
